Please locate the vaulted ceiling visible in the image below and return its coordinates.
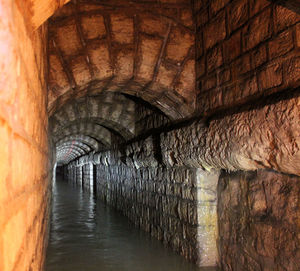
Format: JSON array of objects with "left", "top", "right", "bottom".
[{"left": 46, "top": 0, "right": 195, "bottom": 164}]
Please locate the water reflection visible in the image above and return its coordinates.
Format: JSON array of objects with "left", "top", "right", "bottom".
[{"left": 45, "top": 178, "right": 215, "bottom": 271}]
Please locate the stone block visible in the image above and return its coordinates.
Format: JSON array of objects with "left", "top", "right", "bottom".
[
  {"left": 218, "top": 68, "right": 231, "bottom": 85},
  {"left": 284, "top": 56, "right": 300, "bottom": 87},
  {"left": 48, "top": 54, "right": 70, "bottom": 94},
  {"left": 248, "top": 0, "right": 270, "bottom": 17},
  {"left": 243, "top": 8, "right": 271, "bottom": 51},
  {"left": 228, "top": 0, "right": 249, "bottom": 33},
  {"left": 88, "top": 43, "right": 113, "bottom": 80},
  {"left": 209, "top": 88, "right": 223, "bottom": 109},
  {"left": 136, "top": 36, "right": 162, "bottom": 83},
  {"left": 110, "top": 14, "right": 134, "bottom": 44},
  {"left": 3, "top": 210, "right": 27, "bottom": 271},
  {"left": 115, "top": 50, "right": 134, "bottom": 80},
  {"left": 174, "top": 59, "right": 195, "bottom": 102},
  {"left": 237, "top": 74, "right": 258, "bottom": 97},
  {"left": 207, "top": 45, "right": 223, "bottom": 72},
  {"left": 180, "top": 9, "right": 193, "bottom": 28},
  {"left": 69, "top": 55, "right": 92, "bottom": 87},
  {"left": 201, "top": 73, "right": 217, "bottom": 92},
  {"left": 251, "top": 44, "right": 267, "bottom": 68},
  {"left": 204, "top": 11, "right": 226, "bottom": 50},
  {"left": 269, "top": 29, "right": 294, "bottom": 59},
  {"left": 210, "top": 0, "right": 229, "bottom": 15},
  {"left": 258, "top": 63, "right": 283, "bottom": 90},
  {"left": 156, "top": 62, "right": 177, "bottom": 88},
  {"left": 223, "top": 31, "right": 241, "bottom": 63},
  {"left": 81, "top": 15, "right": 106, "bottom": 40},
  {"left": 233, "top": 53, "right": 251, "bottom": 75},
  {"left": 140, "top": 14, "right": 169, "bottom": 37},
  {"left": 55, "top": 20, "right": 81, "bottom": 56},
  {"left": 193, "top": 0, "right": 203, "bottom": 13},
  {"left": 274, "top": 5, "right": 300, "bottom": 33},
  {"left": 166, "top": 27, "right": 193, "bottom": 63}
]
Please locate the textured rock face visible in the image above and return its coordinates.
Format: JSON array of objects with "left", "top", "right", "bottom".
[
  {"left": 63, "top": 88, "right": 300, "bottom": 268},
  {"left": 161, "top": 94, "right": 300, "bottom": 176},
  {"left": 218, "top": 170, "right": 300, "bottom": 271}
]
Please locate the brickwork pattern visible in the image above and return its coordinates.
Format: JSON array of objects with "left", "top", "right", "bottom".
[
  {"left": 51, "top": 92, "right": 135, "bottom": 163},
  {"left": 97, "top": 164, "right": 200, "bottom": 263},
  {"left": 194, "top": 0, "right": 300, "bottom": 114},
  {"left": 66, "top": 135, "right": 220, "bottom": 266},
  {"left": 135, "top": 102, "right": 170, "bottom": 135},
  {"left": 48, "top": 0, "right": 195, "bottom": 120}
]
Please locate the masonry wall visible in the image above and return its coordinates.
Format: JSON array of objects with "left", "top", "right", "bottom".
[
  {"left": 97, "top": 163, "right": 200, "bottom": 262},
  {"left": 65, "top": 88, "right": 300, "bottom": 269},
  {"left": 0, "top": 2, "right": 49, "bottom": 271},
  {"left": 194, "top": 0, "right": 300, "bottom": 114},
  {"left": 67, "top": 138, "right": 219, "bottom": 267}
]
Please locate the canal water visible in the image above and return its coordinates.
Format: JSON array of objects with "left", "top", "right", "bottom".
[{"left": 45, "top": 178, "right": 215, "bottom": 271}]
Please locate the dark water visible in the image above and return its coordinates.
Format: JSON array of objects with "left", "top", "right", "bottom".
[{"left": 45, "top": 178, "right": 215, "bottom": 271}]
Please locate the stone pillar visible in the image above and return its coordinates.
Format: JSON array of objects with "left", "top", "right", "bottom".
[
  {"left": 76, "top": 165, "right": 83, "bottom": 186},
  {"left": 195, "top": 168, "right": 220, "bottom": 267},
  {"left": 88, "top": 163, "right": 94, "bottom": 192}
]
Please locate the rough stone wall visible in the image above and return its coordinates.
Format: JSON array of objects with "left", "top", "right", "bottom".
[
  {"left": 218, "top": 170, "right": 300, "bottom": 271},
  {"left": 135, "top": 102, "right": 170, "bottom": 136},
  {"left": 194, "top": 0, "right": 300, "bottom": 114},
  {"left": 62, "top": 85, "right": 300, "bottom": 269},
  {"left": 82, "top": 163, "right": 94, "bottom": 192},
  {"left": 0, "top": 2, "right": 49, "bottom": 271},
  {"left": 97, "top": 163, "right": 200, "bottom": 262},
  {"left": 66, "top": 138, "right": 219, "bottom": 266},
  {"left": 161, "top": 93, "right": 300, "bottom": 176}
]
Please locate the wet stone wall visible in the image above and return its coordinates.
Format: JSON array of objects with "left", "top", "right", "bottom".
[
  {"left": 82, "top": 163, "right": 94, "bottom": 192},
  {"left": 96, "top": 163, "right": 200, "bottom": 263},
  {"left": 218, "top": 170, "right": 300, "bottom": 271},
  {"left": 66, "top": 135, "right": 219, "bottom": 267}
]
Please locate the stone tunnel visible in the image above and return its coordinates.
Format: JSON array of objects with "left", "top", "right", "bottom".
[{"left": 0, "top": 0, "right": 300, "bottom": 270}]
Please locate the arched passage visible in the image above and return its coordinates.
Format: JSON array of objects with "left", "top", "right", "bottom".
[
  {"left": 0, "top": 0, "right": 300, "bottom": 271},
  {"left": 47, "top": 0, "right": 196, "bottom": 120}
]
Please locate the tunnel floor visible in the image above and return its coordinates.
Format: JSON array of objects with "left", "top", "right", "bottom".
[{"left": 45, "top": 177, "right": 215, "bottom": 271}]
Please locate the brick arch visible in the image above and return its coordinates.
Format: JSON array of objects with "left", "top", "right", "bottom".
[
  {"left": 56, "top": 144, "right": 86, "bottom": 164},
  {"left": 50, "top": 92, "right": 136, "bottom": 140},
  {"left": 47, "top": 0, "right": 195, "bottom": 120},
  {"left": 56, "top": 135, "right": 102, "bottom": 150},
  {"left": 53, "top": 123, "right": 112, "bottom": 147},
  {"left": 57, "top": 142, "right": 91, "bottom": 156}
]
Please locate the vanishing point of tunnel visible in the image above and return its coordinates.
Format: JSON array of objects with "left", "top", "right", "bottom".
[{"left": 0, "top": 0, "right": 300, "bottom": 271}]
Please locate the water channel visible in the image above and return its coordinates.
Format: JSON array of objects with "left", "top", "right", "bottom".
[{"left": 45, "top": 177, "right": 216, "bottom": 271}]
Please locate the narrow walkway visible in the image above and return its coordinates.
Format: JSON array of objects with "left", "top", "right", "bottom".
[{"left": 45, "top": 178, "right": 213, "bottom": 271}]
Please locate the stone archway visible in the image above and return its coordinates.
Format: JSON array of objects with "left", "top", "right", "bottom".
[{"left": 47, "top": 0, "right": 196, "bottom": 120}]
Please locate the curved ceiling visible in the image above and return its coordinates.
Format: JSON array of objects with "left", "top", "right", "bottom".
[
  {"left": 48, "top": 0, "right": 195, "bottom": 165},
  {"left": 51, "top": 92, "right": 139, "bottom": 164},
  {"left": 47, "top": 0, "right": 196, "bottom": 120}
]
